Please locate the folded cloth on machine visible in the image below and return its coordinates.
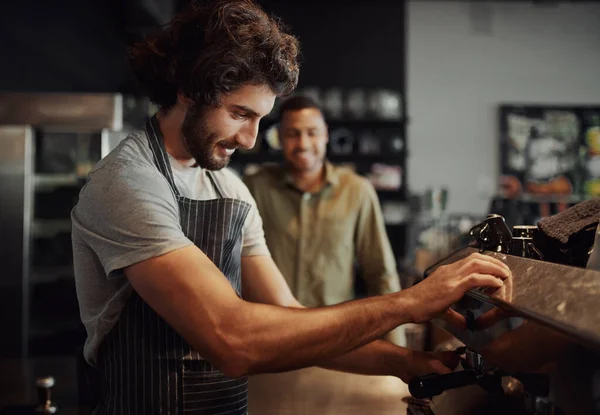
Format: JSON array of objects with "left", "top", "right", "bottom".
[
  {"left": 538, "top": 198, "right": 600, "bottom": 244},
  {"left": 535, "top": 198, "right": 600, "bottom": 267}
]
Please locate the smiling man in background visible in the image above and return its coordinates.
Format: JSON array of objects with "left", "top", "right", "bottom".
[{"left": 244, "top": 96, "right": 401, "bottom": 309}]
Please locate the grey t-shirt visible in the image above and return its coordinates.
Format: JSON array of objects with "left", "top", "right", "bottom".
[{"left": 72, "top": 130, "right": 269, "bottom": 365}]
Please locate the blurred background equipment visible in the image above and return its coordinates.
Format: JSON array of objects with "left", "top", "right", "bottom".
[{"left": 0, "top": 93, "right": 151, "bottom": 358}]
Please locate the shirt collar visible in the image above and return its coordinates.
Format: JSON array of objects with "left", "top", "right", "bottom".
[
  {"left": 281, "top": 160, "right": 339, "bottom": 190},
  {"left": 323, "top": 161, "right": 340, "bottom": 187}
]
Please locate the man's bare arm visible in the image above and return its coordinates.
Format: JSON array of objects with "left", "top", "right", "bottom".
[
  {"left": 241, "top": 255, "right": 454, "bottom": 381},
  {"left": 126, "top": 246, "right": 509, "bottom": 378}
]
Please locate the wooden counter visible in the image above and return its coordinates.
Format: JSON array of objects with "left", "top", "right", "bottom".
[{"left": 248, "top": 367, "right": 410, "bottom": 414}]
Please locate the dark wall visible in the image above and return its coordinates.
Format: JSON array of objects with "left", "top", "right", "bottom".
[
  {"left": 0, "top": 1, "right": 405, "bottom": 95},
  {"left": 259, "top": 1, "right": 406, "bottom": 91},
  {"left": 0, "top": 0, "right": 132, "bottom": 92}
]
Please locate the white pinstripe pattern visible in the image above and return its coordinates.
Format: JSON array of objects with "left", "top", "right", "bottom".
[
  {"left": 184, "top": 397, "right": 247, "bottom": 412},
  {"left": 217, "top": 199, "right": 225, "bottom": 268},
  {"left": 148, "top": 300, "right": 154, "bottom": 413},
  {"left": 133, "top": 297, "right": 137, "bottom": 411},
  {"left": 199, "top": 202, "right": 206, "bottom": 261},
  {"left": 157, "top": 300, "right": 163, "bottom": 412},
  {"left": 118, "top": 323, "right": 121, "bottom": 413},
  {"left": 186, "top": 194, "right": 192, "bottom": 234},
  {"left": 210, "top": 199, "right": 219, "bottom": 267},
  {"left": 223, "top": 200, "right": 246, "bottom": 293},
  {"left": 141, "top": 298, "right": 147, "bottom": 414},
  {"left": 121, "top": 301, "right": 126, "bottom": 414},
  {"left": 184, "top": 379, "right": 249, "bottom": 389},
  {"left": 94, "top": 117, "right": 251, "bottom": 414},
  {"left": 221, "top": 201, "right": 235, "bottom": 279},
  {"left": 192, "top": 201, "right": 199, "bottom": 243},
  {"left": 220, "top": 199, "right": 230, "bottom": 270},
  {"left": 213, "top": 404, "right": 248, "bottom": 415},
  {"left": 165, "top": 305, "right": 170, "bottom": 412}
]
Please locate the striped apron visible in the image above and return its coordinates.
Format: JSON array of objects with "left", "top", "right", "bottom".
[{"left": 94, "top": 116, "right": 251, "bottom": 415}]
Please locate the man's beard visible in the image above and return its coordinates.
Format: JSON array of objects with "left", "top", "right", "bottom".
[{"left": 181, "top": 104, "right": 233, "bottom": 171}]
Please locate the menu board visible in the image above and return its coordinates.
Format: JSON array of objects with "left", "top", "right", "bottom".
[{"left": 499, "top": 105, "right": 600, "bottom": 199}]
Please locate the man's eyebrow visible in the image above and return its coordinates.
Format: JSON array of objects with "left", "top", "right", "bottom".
[{"left": 231, "top": 105, "right": 260, "bottom": 118}]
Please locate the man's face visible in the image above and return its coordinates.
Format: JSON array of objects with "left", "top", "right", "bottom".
[
  {"left": 279, "top": 108, "right": 328, "bottom": 174},
  {"left": 181, "top": 84, "right": 276, "bottom": 170}
]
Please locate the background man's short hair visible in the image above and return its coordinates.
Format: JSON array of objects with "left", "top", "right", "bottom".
[{"left": 278, "top": 95, "right": 323, "bottom": 119}]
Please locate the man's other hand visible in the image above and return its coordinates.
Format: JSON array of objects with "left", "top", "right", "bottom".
[{"left": 394, "top": 349, "right": 459, "bottom": 384}]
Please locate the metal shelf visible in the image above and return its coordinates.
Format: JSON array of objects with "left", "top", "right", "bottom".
[
  {"left": 492, "top": 193, "right": 594, "bottom": 204},
  {"left": 32, "top": 219, "right": 72, "bottom": 238},
  {"left": 34, "top": 174, "right": 86, "bottom": 190},
  {"left": 232, "top": 152, "right": 405, "bottom": 164},
  {"left": 30, "top": 265, "right": 74, "bottom": 284},
  {"left": 385, "top": 222, "right": 408, "bottom": 227},
  {"left": 261, "top": 116, "right": 408, "bottom": 126},
  {"left": 28, "top": 318, "right": 82, "bottom": 338}
]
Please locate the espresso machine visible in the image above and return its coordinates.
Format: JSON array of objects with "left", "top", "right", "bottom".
[{"left": 407, "top": 213, "right": 600, "bottom": 415}]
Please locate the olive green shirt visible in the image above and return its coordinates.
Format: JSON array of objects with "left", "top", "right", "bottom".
[{"left": 244, "top": 162, "right": 401, "bottom": 307}]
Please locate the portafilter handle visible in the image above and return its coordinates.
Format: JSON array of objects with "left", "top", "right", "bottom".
[
  {"left": 408, "top": 370, "right": 550, "bottom": 401},
  {"left": 408, "top": 371, "right": 478, "bottom": 399},
  {"left": 35, "top": 376, "right": 58, "bottom": 414}
]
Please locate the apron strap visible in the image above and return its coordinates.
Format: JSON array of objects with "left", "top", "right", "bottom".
[
  {"left": 207, "top": 171, "right": 225, "bottom": 199},
  {"left": 145, "top": 115, "right": 181, "bottom": 197},
  {"left": 145, "top": 114, "right": 223, "bottom": 199}
]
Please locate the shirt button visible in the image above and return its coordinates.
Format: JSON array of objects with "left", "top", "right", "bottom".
[{"left": 303, "top": 193, "right": 311, "bottom": 201}]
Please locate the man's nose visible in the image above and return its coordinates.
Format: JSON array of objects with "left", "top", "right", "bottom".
[
  {"left": 237, "top": 120, "right": 260, "bottom": 149},
  {"left": 297, "top": 133, "right": 310, "bottom": 149}
]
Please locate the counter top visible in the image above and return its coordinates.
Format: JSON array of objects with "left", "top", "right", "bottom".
[
  {"left": 1, "top": 358, "right": 411, "bottom": 414},
  {"left": 248, "top": 367, "right": 410, "bottom": 414}
]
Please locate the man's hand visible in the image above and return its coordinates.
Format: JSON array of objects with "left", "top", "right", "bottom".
[
  {"left": 405, "top": 253, "right": 511, "bottom": 326},
  {"left": 394, "top": 349, "right": 459, "bottom": 383},
  {"left": 473, "top": 266, "right": 515, "bottom": 330}
]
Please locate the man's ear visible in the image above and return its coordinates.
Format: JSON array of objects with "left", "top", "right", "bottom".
[{"left": 177, "top": 92, "right": 194, "bottom": 108}]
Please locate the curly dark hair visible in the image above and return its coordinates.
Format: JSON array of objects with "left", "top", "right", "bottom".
[{"left": 128, "top": 0, "right": 300, "bottom": 109}]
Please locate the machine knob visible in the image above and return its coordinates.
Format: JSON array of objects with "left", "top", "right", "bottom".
[{"left": 35, "top": 376, "right": 58, "bottom": 414}]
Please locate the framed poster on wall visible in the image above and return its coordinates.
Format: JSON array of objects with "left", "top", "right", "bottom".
[{"left": 499, "top": 104, "right": 600, "bottom": 200}]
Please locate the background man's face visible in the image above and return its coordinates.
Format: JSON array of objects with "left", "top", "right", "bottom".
[{"left": 279, "top": 108, "right": 328, "bottom": 174}]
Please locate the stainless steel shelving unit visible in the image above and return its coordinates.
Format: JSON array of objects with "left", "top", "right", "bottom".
[{"left": 0, "top": 93, "right": 137, "bottom": 357}]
